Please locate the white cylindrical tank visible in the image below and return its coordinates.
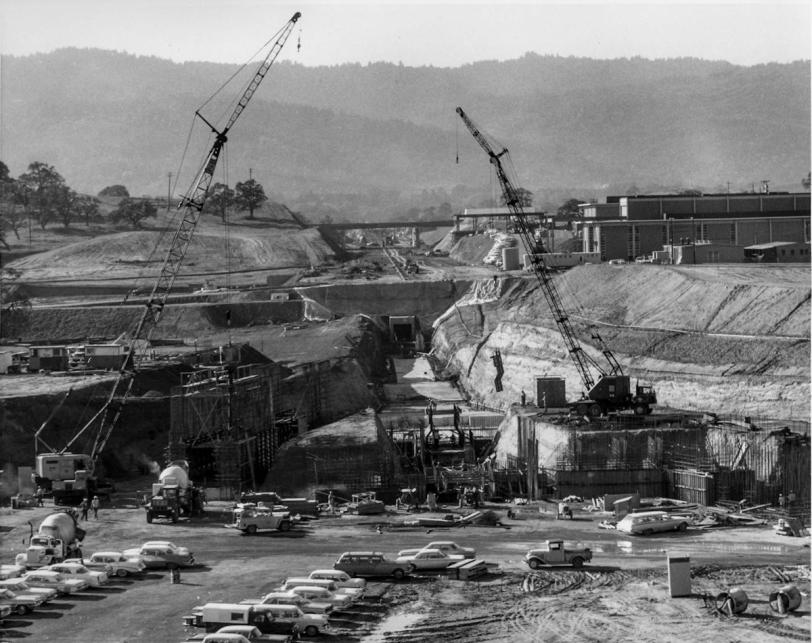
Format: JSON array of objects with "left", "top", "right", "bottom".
[{"left": 159, "top": 463, "right": 190, "bottom": 489}]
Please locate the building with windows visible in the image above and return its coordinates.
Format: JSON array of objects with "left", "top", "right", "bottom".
[{"left": 580, "top": 193, "right": 810, "bottom": 262}]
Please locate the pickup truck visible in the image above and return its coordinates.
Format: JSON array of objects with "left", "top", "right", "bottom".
[
  {"left": 239, "top": 493, "right": 318, "bottom": 517},
  {"left": 524, "top": 540, "right": 592, "bottom": 569},
  {"left": 227, "top": 505, "right": 292, "bottom": 534}
]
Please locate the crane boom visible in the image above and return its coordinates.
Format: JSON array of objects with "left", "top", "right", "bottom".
[
  {"left": 456, "top": 106, "right": 657, "bottom": 417},
  {"left": 456, "top": 106, "right": 608, "bottom": 391},
  {"left": 60, "top": 12, "right": 302, "bottom": 467}
]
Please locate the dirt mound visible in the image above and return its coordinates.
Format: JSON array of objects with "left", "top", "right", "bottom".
[
  {"left": 431, "top": 264, "right": 810, "bottom": 419},
  {"left": 448, "top": 232, "right": 499, "bottom": 265},
  {"left": 6, "top": 225, "right": 335, "bottom": 282}
]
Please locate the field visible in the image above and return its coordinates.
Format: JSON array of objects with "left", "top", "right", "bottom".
[{"left": 0, "top": 496, "right": 809, "bottom": 643}]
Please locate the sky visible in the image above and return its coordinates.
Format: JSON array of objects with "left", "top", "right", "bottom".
[{"left": 0, "top": 0, "right": 809, "bottom": 67}]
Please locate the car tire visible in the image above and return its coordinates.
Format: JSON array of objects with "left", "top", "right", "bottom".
[
  {"left": 571, "top": 557, "right": 584, "bottom": 569},
  {"left": 392, "top": 568, "right": 405, "bottom": 580},
  {"left": 641, "top": 528, "right": 653, "bottom": 536},
  {"left": 16, "top": 604, "right": 30, "bottom": 616},
  {"left": 677, "top": 522, "right": 688, "bottom": 532},
  {"left": 279, "top": 520, "right": 291, "bottom": 532},
  {"left": 304, "top": 625, "right": 318, "bottom": 637},
  {"left": 116, "top": 568, "right": 128, "bottom": 577},
  {"left": 528, "top": 558, "right": 541, "bottom": 570},
  {"left": 246, "top": 524, "right": 258, "bottom": 535}
]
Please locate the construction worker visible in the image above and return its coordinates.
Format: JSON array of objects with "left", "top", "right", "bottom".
[
  {"left": 35, "top": 487, "right": 44, "bottom": 507},
  {"left": 90, "top": 495, "right": 100, "bottom": 519},
  {"left": 79, "top": 498, "right": 89, "bottom": 521}
]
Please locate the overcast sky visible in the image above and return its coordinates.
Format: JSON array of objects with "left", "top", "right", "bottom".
[{"left": 0, "top": 1, "right": 809, "bottom": 67}]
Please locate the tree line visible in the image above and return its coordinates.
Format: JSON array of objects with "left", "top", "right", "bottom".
[{"left": 0, "top": 160, "right": 270, "bottom": 248}]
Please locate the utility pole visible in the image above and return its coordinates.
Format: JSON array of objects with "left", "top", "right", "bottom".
[{"left": 167, "top": 172, "right": 172, "bottom": 211}]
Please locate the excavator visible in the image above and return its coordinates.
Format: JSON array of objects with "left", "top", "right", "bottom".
[
  {"left": 456, "top": 106, "right": 657, "bottom": 418},
  {"left": 34, "top": 12, "right": 302, "bottom": 504}
]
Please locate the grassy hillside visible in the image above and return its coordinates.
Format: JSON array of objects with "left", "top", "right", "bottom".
[{"left": 1, "top": 50, "right": 808, "bottom": 207}]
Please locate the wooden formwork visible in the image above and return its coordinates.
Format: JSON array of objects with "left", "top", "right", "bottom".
[{"left": 168, "top": 363, "right": 277, "bottom": 493}]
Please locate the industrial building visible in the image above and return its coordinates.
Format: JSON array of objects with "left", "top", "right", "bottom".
[{"left": 579, "top": 192, "right": 811, "bottom": 262}]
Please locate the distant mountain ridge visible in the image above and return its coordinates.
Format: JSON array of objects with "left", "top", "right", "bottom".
[{"left": 1, "top": 49, "right": 808, "bottom": 208}]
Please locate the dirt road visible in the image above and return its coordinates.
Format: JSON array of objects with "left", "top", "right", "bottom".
[{"left": 0, "top": 498, "right": 809, "bottom": 643}]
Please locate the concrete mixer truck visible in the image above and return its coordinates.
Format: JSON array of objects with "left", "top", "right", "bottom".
[
  {"left": 16, "top": 511, "right": 85, "bottom": 568},
  {"left": 144, "top": 461, "right": 203, "bottom": 523}
]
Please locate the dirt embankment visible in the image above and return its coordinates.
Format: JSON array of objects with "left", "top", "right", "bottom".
[{"left": 431, "top": 264, "right": 810, "bottom": 419}]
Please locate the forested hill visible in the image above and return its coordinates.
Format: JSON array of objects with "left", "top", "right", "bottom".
[{"left": 1, "top": 49, "right": 809, "bottom": 208}]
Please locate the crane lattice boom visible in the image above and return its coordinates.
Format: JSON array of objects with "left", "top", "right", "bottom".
[
  {"left": 456, "top": 106, "right": 620, "bottom": 394},
  {"left": 62, "top": 12, "right": 302, "bottom": 465}
]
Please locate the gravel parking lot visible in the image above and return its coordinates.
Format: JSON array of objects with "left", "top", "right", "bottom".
[{"left": 0, "top": 498, "right": 809, "bottom": 642}]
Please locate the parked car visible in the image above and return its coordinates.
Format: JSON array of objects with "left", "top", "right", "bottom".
[
  {"left": 45, "top": 562, "right": 108, "bottom": 587},
  {"left": 395, "top": 549, "right": 456, "bottom": 571},
  {"left": 280, "top": 576, "right": 362, "bottom": 601},
  {"left": 243, "top": 591, "right": 332, "bottom": 615},
  {"left": 0, "top": 604, "right": 11, "bottom": 624},
  {"left": 68, "top": 551, "right": 146, "bottom": 577},
  {"left": 307, "top": 569, "right": 365, "bottom": 591},
  {"left": 0, "top": 586, "right": 44, "bottom": 615},
  {"left": 251, "top": 604, "right": 331, "bottom": 638},
  {"left": 0, "top": 578, "right": 58, "bottom": 603},
  {"left": 22, "top": 570, "right": 88, "bottom": 594},
  {"left": 334, "top": 551, "right": 410, "bottom": 580},
  {"left": 287, "top": 585, "right": 354, "bottom": 610},
  {"left": 183, "top": 624, "right": 294, "bottom": 642},
  {"left": 0, "top": 564, "right": 25, "bottom": 580},
  {"left": 397, "top": 541, "right": 475, "bottom": 559},
  {"left": 123, "top": 540, "right": 195, "bottom": 569},
  {"left": 616, "top": 511, "right": 690, "bottom": 536}
]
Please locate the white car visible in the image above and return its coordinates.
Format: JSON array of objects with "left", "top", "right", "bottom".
[
  {"left": 0, "top": 587, "right": 44, "bottom": 615},
  {"left": 397, "top": 541, "right": 475, "bottom": 559},
  {"left": 395, "top": 549, "right": 457, "bottom": 571},
  {"left": 45, "top": 562, "right": 108, "bottom": 587},
  {"left": 0, "top": 564, "right": 24, "bottom": 580},
  {"left": 288, "top": 585, "right": 355, "bottom": 610},
  {"left": 307, "top": 569, "right": 366, "bottom": 591},
  {"left": 0, "top": 578, "right": 58, "bottom": 603},
  {"left": 22, "top": 570, "right": 88, "bottom": 594},
  {"left": 243, "top": 591, "right": 333, "bottom": 615},
  {"left": 69, "top": 551, "right": 146, "bottom": 577},
  {"left": 123, "top": 540, "right": 195, "bottom": 569}
]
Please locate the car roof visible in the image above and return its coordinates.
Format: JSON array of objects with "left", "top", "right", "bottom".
[
  {"left": 622, "top": 511, "right": 669, "bottom": 518},
  {"left": 417, "top": 549, "right": 444, "bottom": 554},
  {"left": 310, "top": 569, "right": 344, "bottom": 575},
  {"left": 141, "top": 540, "right": 176, "bottom": 546},
  {"left": 92, "top": 551, "right": 123, "bottom": 557},
  {"left": 340, "top": 551, "right": 384, "bottom": 556}
]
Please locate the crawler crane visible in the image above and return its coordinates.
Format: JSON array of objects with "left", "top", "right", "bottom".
[
  {"left": 456, "top": 106, "right": 656, "bottom": 418},
  {"left": 34, "top": 12, "right": 302, "bottom": 504}
]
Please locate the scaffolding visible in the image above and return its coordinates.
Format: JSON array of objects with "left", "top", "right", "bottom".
[{"left": 168, "top": 363, "right": 277, "bottom": 497}]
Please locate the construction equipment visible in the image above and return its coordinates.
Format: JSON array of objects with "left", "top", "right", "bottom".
[
  {"left": 456, "top": 106, "right": 657, "bottom": 417},
  {"left": 145, "top": 460, "right": 203, "bottom": 523},
  {"left": 33, "top": 12, "right": 302, "bottom": 501},
  {"left": 16, "top": 512, "right": 86, "bottom": 568}
]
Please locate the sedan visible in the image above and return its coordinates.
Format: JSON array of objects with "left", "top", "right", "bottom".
[
  {"left": 0, "top": 587, "right": 44, "bottom": 615},
  {"left": 243, "top": 591, "right": 333, "bottom": 615},
  {"left": 0, "top": 578, "right": 58, "bottom": 603},
  {"left": 0, "top": 564, "right": 24, "bottom": 581},
  {"left": 287, "top": 585, "right": 355, "bottom": 610},
  {"left": 22, "top": 571, "right": 88, "bottom": 595},
  {"left": 69, "top": 551, "right": 146, "bottom": 577},
  {"left": 122, "top": 541, "right": 195, "bottom": 569},
  {"left": 395, "top": 549, "right": 456, "bottom": 571},
  {"left": 45, "top": 562, "right": 108, "bottom": 587}
]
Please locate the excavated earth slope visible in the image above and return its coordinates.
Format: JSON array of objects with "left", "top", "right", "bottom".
[
  {"left": 431, "top": 263, "right": 810, "bottom": 420},
  {"left": 7, "top": 225, "right": 334, "bottom": 282}
]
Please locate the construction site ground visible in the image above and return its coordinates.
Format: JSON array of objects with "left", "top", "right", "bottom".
[{"left": 0, "top": 498, "right": 809, "bottom": 643}]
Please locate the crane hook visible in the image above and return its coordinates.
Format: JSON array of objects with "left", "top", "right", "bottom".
[{"left": 297, "top": 28, "right": 302, "bottom": 52}]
